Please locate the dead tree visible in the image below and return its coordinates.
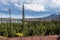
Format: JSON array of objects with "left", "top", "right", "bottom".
[
  {"left": 22, "top": 4, "right": 25, "bottom": 30},
  {"left": 9, "top": 8, "right": 11, "bottom": 27}
]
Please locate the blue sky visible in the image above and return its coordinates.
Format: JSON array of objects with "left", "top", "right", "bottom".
[{"left": 0, "top": 0, "right": 60, "bottom": 18}]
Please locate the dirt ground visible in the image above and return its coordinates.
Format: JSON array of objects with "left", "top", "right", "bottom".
[{"left": 0, "top": 35, "right": 60, "bottom": 40}]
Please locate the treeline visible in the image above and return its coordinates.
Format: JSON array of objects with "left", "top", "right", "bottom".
[{"left": 0, "top": 21, "right": 60, "bottom": 37}]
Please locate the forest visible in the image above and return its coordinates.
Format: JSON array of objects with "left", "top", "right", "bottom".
[{"left": 0, "top": 20, "right": 60, "bottom": 37}]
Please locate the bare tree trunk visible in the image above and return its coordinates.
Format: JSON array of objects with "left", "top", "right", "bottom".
[
  {"left": 22, "top": 4, "right": 25, "bottom": 31},
  {"left": 9, "top": 8, "right": 11, "bottom": 27}
]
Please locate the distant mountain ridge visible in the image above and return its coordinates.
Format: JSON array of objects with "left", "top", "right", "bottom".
[
  {"left": 41, "top": 14, "right": 60, "bottom": 21},
  {"left": 0, "top": 14, "right": 60, "bottom": 21}
]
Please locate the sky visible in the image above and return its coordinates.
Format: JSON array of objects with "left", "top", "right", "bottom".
[{"left": 0, "top": 0, "right": 60, "bottom": 18}]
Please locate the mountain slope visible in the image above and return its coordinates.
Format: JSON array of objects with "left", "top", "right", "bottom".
[
  {"left": 43, "top": 14, "right": 60, "bottom": 20},
  {"left": 25, "top": 14, "right": 60, "bottom": 21},
  {"left": 0, "top": 14, "right": 60, "bottom": 21}
]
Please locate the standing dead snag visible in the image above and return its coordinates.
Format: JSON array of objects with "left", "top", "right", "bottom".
[
  {"left": 9, "top": 8, "right": 11, "bottom": 27},
  {"left": 22, "top": 4, "right": 25, "bottom": 31}
]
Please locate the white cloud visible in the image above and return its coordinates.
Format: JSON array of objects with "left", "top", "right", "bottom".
[
  {"left": 25, "top": 16, "right": 39, "bottom": 18},
  {"left": 10, "top": 0, "right": 18, "bottom": 3},
  {"left": 0, "top": 0, "right": 60, "bottom": 12},
  {"left": 20, "top": 0, "right": 60, "bottom": 11},
  {"left": 0, "top": 13, "right": 22, "bottom": 18},
  {"left": 52, "top": 0, "right": 60, "bottom": 6},
  {"left": 0, "top": 13, "right": 9, "bottom": 18},
  {"left": 11, "top": 15, "right": 22, "bottom": 18},
  {"left": 23, "top": 0, "right": 47, "bottom": 11},
  {"left": 0, "top": 0, "right": 8, "bottom": 2},
  {"left": 47, "top": 0, "right": 60, "bottom": 8},
  {"left": 0, "top": 0, "right": 8, "bottom": 5},
  {"left": 14, "top": 3, "right": 20, "bottom": 8},
  {"left": 25, "top": 0, "right": 48, "bottom": 5},
  {"left": 24, "top": 4, "right": 45, "bottom": 11}
]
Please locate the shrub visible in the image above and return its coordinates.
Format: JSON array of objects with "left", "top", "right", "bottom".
[
  {"left": 0, "top": 36, "right": 7, "bottom": 38},
  {"left": 15, "top": 33, "right": 23, "bottom": 37}
]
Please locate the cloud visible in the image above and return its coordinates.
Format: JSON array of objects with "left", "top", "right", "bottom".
[
  {"left": 14, "top": 3, "right": 20, "bottom": 8},
  {"left": 0, "top": 0, "right": 60, "bottom": 12},
  {"left": 11, "top": 15, "right": 22, "bottom": 18},
  {"left": 0, "top": 0, "right": 8, "bottom": 5},
  {"left": 52, "top": 0, "right": 60, "bottom": 6},
  {"left": 0, "top": 13, "right": 22, "bottom": 18},
  {"left": 21, "top": 0, "right": 47, "bottom": 11},
  {"left": 10, "top": 0, "right": 18, "bottom": 3},
  {"left": 25, "top": 0, "right": 48, "bottom": 4},
  {"left": 0, "top": 13, "right": 9, "bottom": 18},
  {"left": 24, "top": 4, "right": 45, "bottom": 11},
  {"left": 21, "top": 0, "right": 60, "bottom": 12},
  {"left": 46, "top": 0, "right": 60, "bottom": 8},
  {"left": 0, "top": 0, "right": 8, "bottom": 2}
]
